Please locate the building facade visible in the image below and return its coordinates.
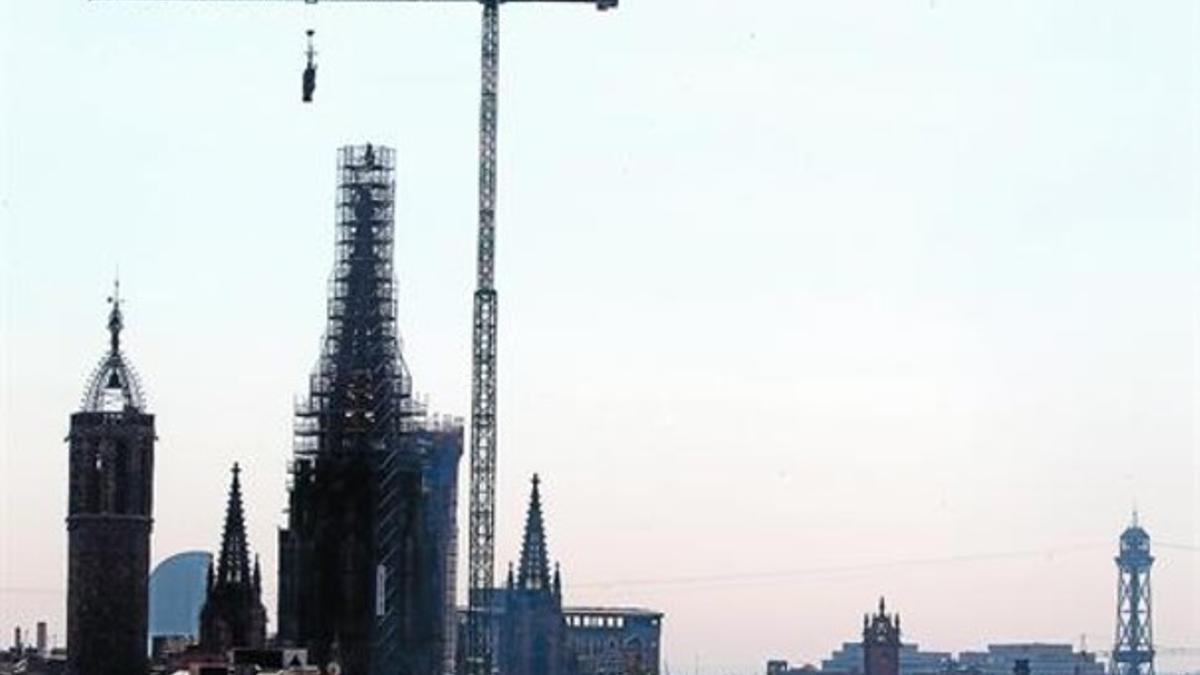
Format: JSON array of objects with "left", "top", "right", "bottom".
[
  {"left": 149, "top": 551, "right": 212, "bottom": 649},
  {"left": 564, "top": 608, "right": 663, "bottom": 675},
  {"left": 66, "top": 287, "right": 155, "bottom": 675},
  {"left": 957, "top": 644, "right": 1104, "bottom": 675},
  {"left": 410, "top": 421, "right": 464, "bottom": 675}
]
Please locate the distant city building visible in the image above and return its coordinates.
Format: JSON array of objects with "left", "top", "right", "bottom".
[
  {"left": 821, "top": 643, "right": 952, "bottom": 675},
  {"left": 791, "top": 606, "right": 1112, "bottom": 675},
  {"left": 564, "top": 607, "right": 663, "bottom": 675},
  {"left": 863, "top": 598, "right": 902, "bottom": 675},
  {"left": 957, "top": 644, "right": 1104, "bottom": 675},
  {"left": 767, "top": 661, "right": 819, "bottom": 675},
  {"left": 149, "top": 551, "right": 211, "bottom": 646},
  {"left": 66, "top": 286, "right": 155, "bottom": 675},
  {"left": 150, "top": 634, "right": 195, "bottom": 662},
  {"left": 199, "top": 464, "right": 268, "bottom": 656},
  {"left": 812, "top": 599, "right": 950, "bottom": 675}
]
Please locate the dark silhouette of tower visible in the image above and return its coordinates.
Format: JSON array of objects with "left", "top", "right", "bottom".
[
  {"left": 1112, "top": 512, "right": 1155, "bottom": 675},
  {"left": 495, "top": 475, "right": 571, "bottom": 675},
  {"left": 863, "top": 598, "right": 900, "bottom": 675},
  {"left": 199, "top": 463, "right": 267, "bottom": 656},
  {"left": 278, "top": 144, "right": 458, "bottom": 675},
  {"left": 66, "top": 282, "right": 155, "bottom": 675}
]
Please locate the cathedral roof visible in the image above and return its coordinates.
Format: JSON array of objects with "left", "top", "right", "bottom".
[{"left": 81, "top": 279, "right": 146, "bottom": 412}]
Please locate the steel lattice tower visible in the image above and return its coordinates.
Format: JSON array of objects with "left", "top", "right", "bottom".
[{"left": 1112, "top": 512, "right": 1155, "bottom": 675}]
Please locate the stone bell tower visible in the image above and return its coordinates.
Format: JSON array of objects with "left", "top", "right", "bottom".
[{"left": 66, "top": 281, "right": 156, "bottom": 675}]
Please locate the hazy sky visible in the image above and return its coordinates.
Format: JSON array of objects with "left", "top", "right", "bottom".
[{"left": 1, "top": 1, "right": 1198, "bottom": 673}]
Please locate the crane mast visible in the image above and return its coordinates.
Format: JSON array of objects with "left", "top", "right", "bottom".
[{"left": 466, "top": 3, "right": 501, "bottom": 674}]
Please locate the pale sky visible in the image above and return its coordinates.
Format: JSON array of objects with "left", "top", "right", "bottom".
[{"left": 1, "top": 1, "right": 1198, "bottom": 674}]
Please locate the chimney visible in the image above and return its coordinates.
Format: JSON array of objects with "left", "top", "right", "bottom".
[{"left": 36, "top": 622, "right": 47, "bottom": 655}]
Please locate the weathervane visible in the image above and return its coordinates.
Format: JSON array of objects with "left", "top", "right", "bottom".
[{"left": 106, "top": 276, "right": 123, "bottom": 354}]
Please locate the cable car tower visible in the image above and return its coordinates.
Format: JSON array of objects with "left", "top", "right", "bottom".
[
  {"left": 1112, "top": 511, "right": 1155, "bottom": 675},
  {"left": 90, "top": 1, "right": 617, "bottom": 673}
]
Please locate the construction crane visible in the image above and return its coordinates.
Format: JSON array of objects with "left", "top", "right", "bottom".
[
  {"left": 458, "top": 5, "right": 615, "bottom": 675},
  {"left": 91, "top": 1, "right": 616, "bottom": 673}
]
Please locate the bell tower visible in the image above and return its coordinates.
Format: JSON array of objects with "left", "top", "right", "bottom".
[{"left": 66, "top": 282, "right": 156, "bottom": 675}]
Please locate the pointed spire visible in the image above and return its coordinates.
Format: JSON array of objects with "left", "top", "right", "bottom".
[
  {"left": 253, "top": 554, "right": 262, "bottom": 594},
  {"left": 517, "top": 474, "right": 551, "bottom": 591},
  {"left": 216, "top": 463, "right": 252, "bottom": 588},
  {"left": 553, "top": 562, "right": 562, "bottom": 599}
]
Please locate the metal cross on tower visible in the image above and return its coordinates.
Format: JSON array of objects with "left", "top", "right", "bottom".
[{"left": 91, "top": 1, "right": 617, "bottom": 673}]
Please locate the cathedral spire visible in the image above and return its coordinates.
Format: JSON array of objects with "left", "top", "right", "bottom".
[
  {"left": 517, "top": 474, "right": 551, "bottom": 591},
  {"left": 216, "top": 463, "right": 252, "bottom": 587},
  {"left": 199, "top": 463, "right": 268, "bottom": 655}
]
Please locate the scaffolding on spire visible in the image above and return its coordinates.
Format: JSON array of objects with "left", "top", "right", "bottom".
[{"left": 279, "top": 145, "right": 460, "bottom": 675}]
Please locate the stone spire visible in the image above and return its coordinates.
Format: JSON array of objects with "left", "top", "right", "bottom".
[
  {"left": 517, "top": 474, "right": 551, "bottom": 591},
  {"left": 199, "top": 463, "right": 267, "bottom": 654},
  {"left": 216, "top": 464, "right": 252, "bottom": 587}
]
